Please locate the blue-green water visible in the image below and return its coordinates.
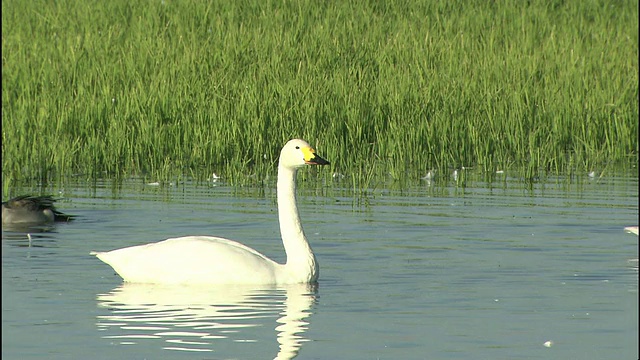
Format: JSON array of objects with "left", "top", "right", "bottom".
[{"left": 2, "top": 171, "right": 638, "bottom": 359}]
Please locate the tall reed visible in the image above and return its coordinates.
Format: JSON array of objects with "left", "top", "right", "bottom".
[{"left": 2, "top": 0, "right": 637, "bottom": 192}]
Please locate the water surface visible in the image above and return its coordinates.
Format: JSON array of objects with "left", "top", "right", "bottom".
[{"left": 2, "top": 172, "right": 638, "bottom": 359}]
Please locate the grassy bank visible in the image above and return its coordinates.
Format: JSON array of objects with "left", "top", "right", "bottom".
[{"left": 2, "top": 0, "right": 638, "bottom": 192}]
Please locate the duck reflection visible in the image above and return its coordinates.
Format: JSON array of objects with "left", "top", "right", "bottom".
[
  {"left": 1, "top": 229, "right": 59, "bottom": 249},
  {"left": 2, "top": 222, "right": 58, "bottom": 234},
  {"left": 96, "top": 282, "right": 317, "bottom": 359}
]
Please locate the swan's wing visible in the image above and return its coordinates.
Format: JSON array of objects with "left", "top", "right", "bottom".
[{"left": 92, "top": 236, "right": 282, "bottom": 284}]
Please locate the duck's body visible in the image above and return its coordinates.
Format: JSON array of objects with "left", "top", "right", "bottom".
[
  {"left": 92, "top": 139, "right": 328, "bottom": 285},
  {"left": 2, "top": 195, "right": 74, "bottom": 225}
]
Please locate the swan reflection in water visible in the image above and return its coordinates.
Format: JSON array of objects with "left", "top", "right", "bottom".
[{"left": 96, "top": 282, "right": 317, "bottom": 359}]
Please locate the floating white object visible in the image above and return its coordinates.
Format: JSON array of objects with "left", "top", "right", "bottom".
[
  {"left": 91, "top": 139, "right": 330, "bottom": 285},
  {"left": 209, "top": 173, "right": 221, "bottom": 182},
  {"left": 421, "top": 170, "right": 436, "bottom": 180},
  {"left": 624, "top": 226, "right": 638, "bottom": 235}
]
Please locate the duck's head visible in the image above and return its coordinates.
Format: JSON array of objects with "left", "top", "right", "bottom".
[{"left": 280, "top": 139, "right": 330, "bottom": 169}]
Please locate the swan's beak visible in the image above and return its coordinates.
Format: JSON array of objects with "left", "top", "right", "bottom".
[
  {"left": 303, "top": 147, "right": 330, "bottom": 166},
  {"left": 306, "top": 154, "right": 330, "bottom": 166}
]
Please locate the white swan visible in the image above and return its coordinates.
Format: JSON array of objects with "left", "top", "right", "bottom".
[{"left": 91, "top": 139, "right": 330, "bottom": 285}]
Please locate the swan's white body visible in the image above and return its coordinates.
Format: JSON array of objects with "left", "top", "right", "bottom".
[{"left": 91, "top": 139, "right": 329, "bottom": 285}]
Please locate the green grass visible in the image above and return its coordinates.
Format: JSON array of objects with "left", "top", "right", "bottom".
[{"left": 2, "top": 0, "right": 638, "bottom": 193}]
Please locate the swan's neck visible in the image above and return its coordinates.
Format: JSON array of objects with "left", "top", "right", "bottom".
[{"left": 277, "top": 164, "right": 317, "bottom": 280}]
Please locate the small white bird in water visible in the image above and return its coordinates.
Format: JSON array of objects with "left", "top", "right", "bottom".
[
  {"left": 91, "top": 139, "right": 330, "bottom": 285},
  {"left": 624, "top": 226, "right": 638, "bottom": 235},
  {"left": 2, "top": 195, "right": 74, "bottom": 225}
]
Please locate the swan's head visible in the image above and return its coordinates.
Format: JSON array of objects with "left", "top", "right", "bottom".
[{"left": 279, "top": 139, "right": 330, "bottom": 169}]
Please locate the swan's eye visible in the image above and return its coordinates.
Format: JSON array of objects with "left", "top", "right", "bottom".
[{"left": 295, "top": 146, "right": 300, "bottom": 149}]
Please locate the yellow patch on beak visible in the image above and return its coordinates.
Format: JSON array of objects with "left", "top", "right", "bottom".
[{"left": 301, "top": 147, "right": 316, "bottom": 162}]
